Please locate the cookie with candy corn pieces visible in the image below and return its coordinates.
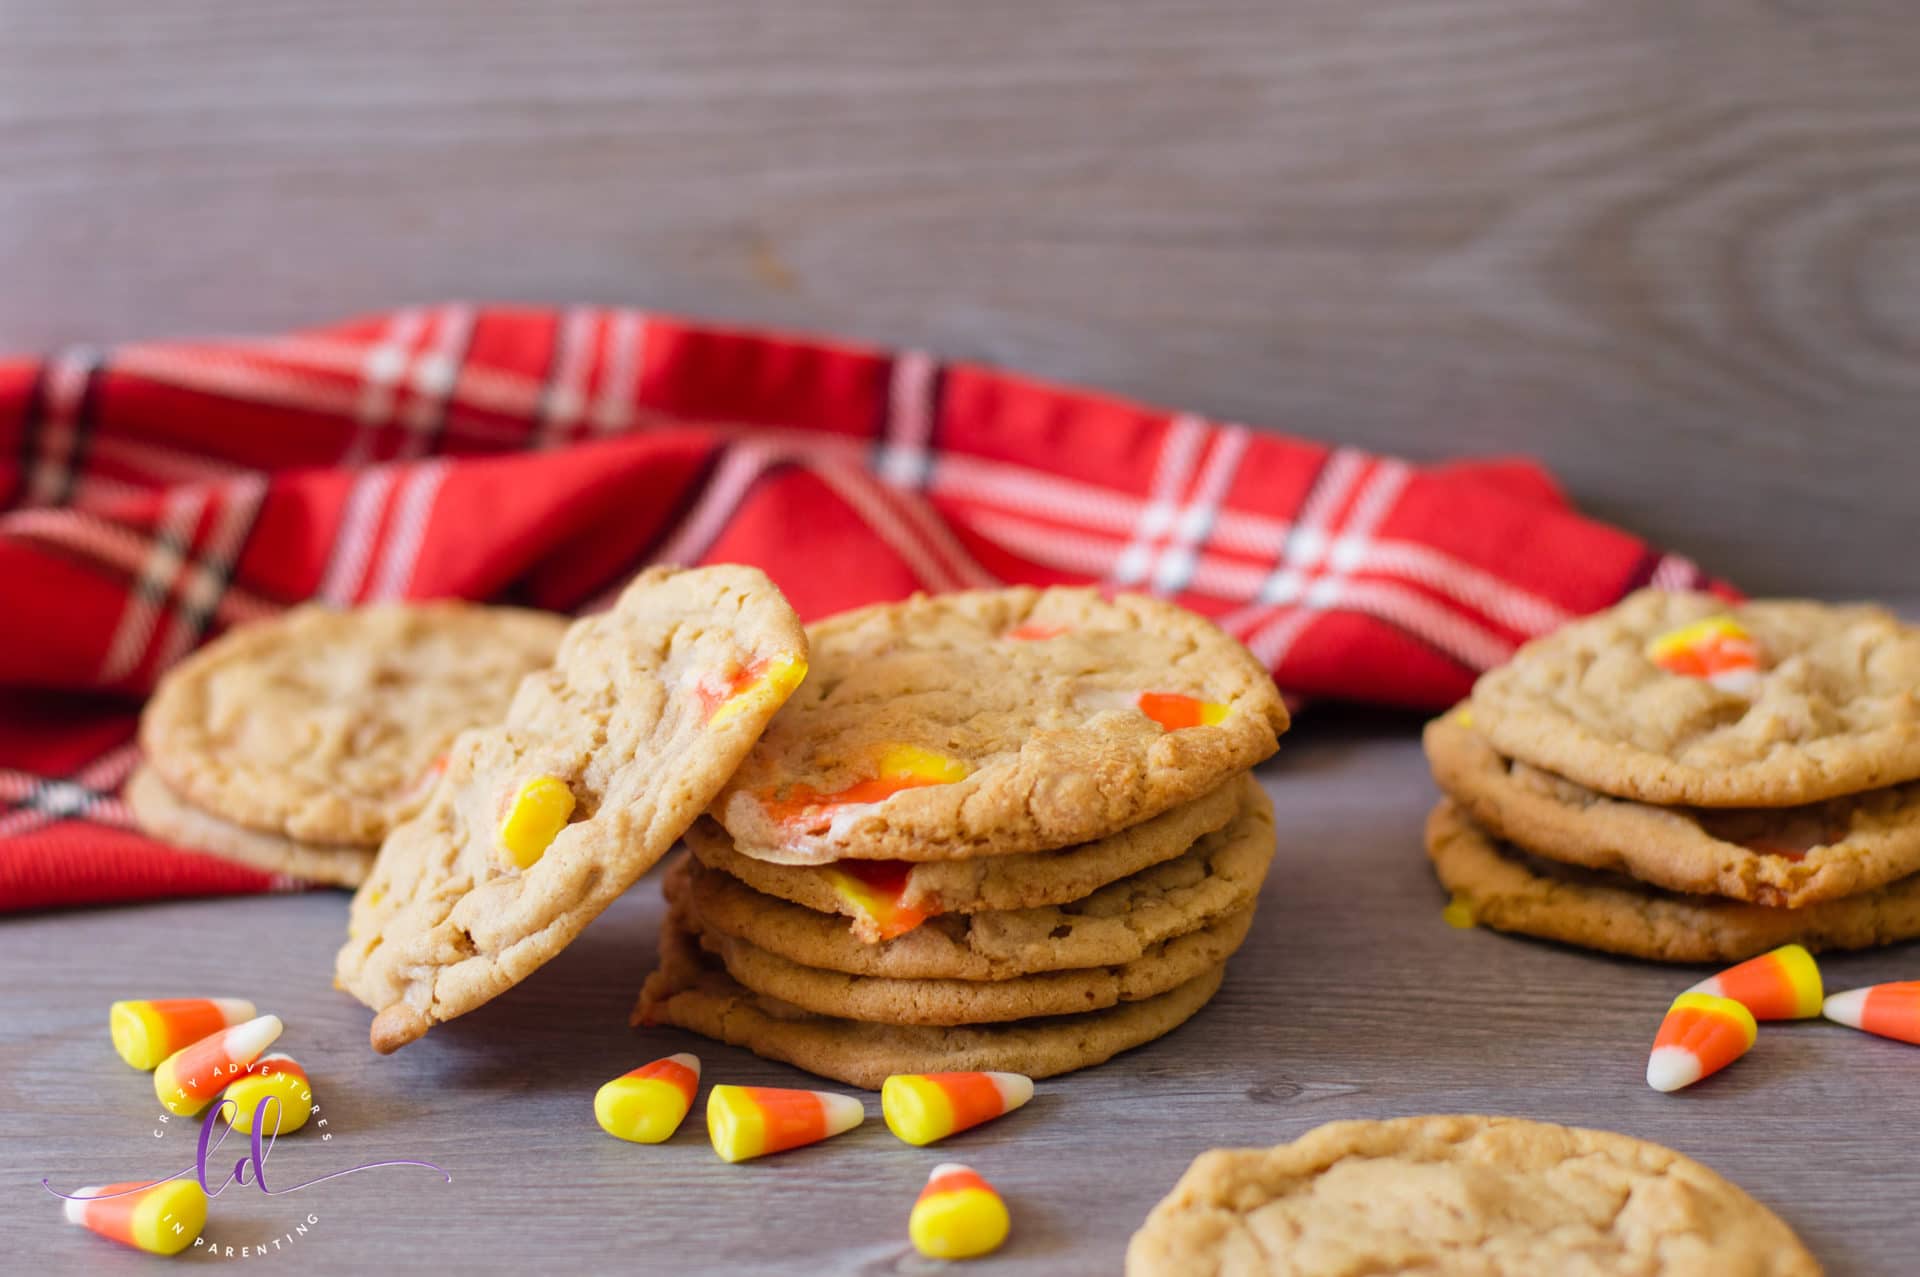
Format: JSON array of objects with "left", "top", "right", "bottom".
[
  {"left": 336, "top": 566, "right": 806, "bottom": 1053},
  {"left": 1425, "top": 711, "right": 1920, "bottom": 908},
  {"left": 1823, "top": 981, "right": 1920, "bottom": 1045},
  {"left": 126, "top": 765, "right": 374, "bottom": 888},
  {"left": 1125, "top": 1117, "right": 1819, "bottom": 1277},
  {"left": 1467, "top": 589, "right": 1920, "bottom": 808},
  {"left": 683, "top": 776, "right": 1249, "bottom": 942},
  {"left": 634, "top": 915, "right": 1225, "bottom": 1089},
  {"left": 140, "top": 603, "right": 567, "bottom": 847},
  {"left": 1426, "top": 800, "right": 1920, "bottom": 962},
  {"left": 712, "top": 586, "right": 1287, "bottom": 866},
  {"left": 674, "top": 784, "right": 1273, "bottom": 980}
]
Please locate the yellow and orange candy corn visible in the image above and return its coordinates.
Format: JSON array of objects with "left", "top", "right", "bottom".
[
  {"left": 700, "top": 654, "right": 808, "bottom": 730},
  {"left": 763, "top": 745, "right": 970, "bottom": 825},
  {"left": 595, "top": 1054, "right": 701, "bottom": 1144},
  {"left": 64, "top": 1180, "right": 207, "bottom": 1256},
  {"left": 882, "top": 1072, "right": 1034, "bottom": 1146},
  {"left": 222, "top": 1053, "right": 313, "bottom": 1135},
  {"left": 498, "top": 775, "right": 576, "bottom": 869},
  {"left": 155, "top": 1013, "right": 283, "bottom": 1117},
  {"left": 1137, "top": 692, "right": 1229, "bottom": 731},
  {"left": 706, "top": 1084, "right": 864, "bottom": 1163},
  {"left": 824, "top": 861, "right": 931, "bottom": 941},
  {"left": 1646, "top": 992, "right": 1756, "bottom": 1092},
  {"left": 1823, "top": 982, "right": 1920, "bottom": 1046},
  {"left": 909, "top": 1163, "right": 1011, "bottom": 1261},
  {"left": 1685, "top": 944, "right": 1822, "bottom": 1020},
  {"left": 1645, "top": 617, "right": 1763, "bottom": 693},
  {"left": 109, "top": 998, "right": 256, "bottom": 1071}
]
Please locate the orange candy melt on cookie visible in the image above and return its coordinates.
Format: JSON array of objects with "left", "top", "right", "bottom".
[
  {"left": 699, "top": 654, "right": 809, "bottom": 729},
  {"left": 822, "top": 860, "right": 931, "bottom": 940},
  {"left": 761, "top": 745, "right": 970, "bottom": 827},
  {"left": 1645, "top": 617, "right": 1763, "bottom": 691},
  {"left": 1137, "top": 692, "right": 1230, "bottom": 731}
]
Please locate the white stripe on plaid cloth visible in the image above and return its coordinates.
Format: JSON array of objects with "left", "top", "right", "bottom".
[
  {"left": 878, "top": 350, "right": 938, "bottom": 489},
  {"left": 397, "top": 304, "right": 476, "bottom": 448},
  {"left": 98, "top": 488, "right": 207, "bottom": 681},
  {"left": 368, "top": 460, "right": 449, "bottom": 602},
  {"left": 318, "top": 466, "right": 398, "bottom": 604},
  {"left": 0, "top": 744, "right": 140, "bottom": 840},
  {"left": 1111, "top": 413, "right": 1207, "bottom": 587},
  {"left": 22, "top": 348, "right": 100, "bottom": 508},
  {"left": 590, "top": 309, "right": 646, "bottom": 436},
  {"left": 2, "top": 508, "right": 279, "bottom": 629}
]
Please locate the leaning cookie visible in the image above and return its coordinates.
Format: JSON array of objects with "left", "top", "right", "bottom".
[
  {"left": 1469, "top": 589, "right": 1920, "bottom": 808},
  {"left": 141, "top": 602, "right": 568, "bottom": 846},
  {"left": 1426, "top": 712, "right": 1920, "bottom": 908},
  {"left": 1126, "top": 1115, "right": 1819, "bottom": 1277},
  {"left": 633, "top": 917, "right": 1224, "bottom": 1089},
  {"left": 1427, "top": 799, "right": 1920, "bottom": 963},
  {"left": 127, "top": 765, "right": 373, "bottom": 888},
  {"left": 714, "top": 586, "right": 1288, "bottom": 865},
  {"left": 335, "top": 566, "right": 807, "bottom": 1053}
]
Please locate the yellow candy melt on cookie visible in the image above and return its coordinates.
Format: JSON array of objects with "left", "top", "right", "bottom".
[
  {"left": 1442, "top": 893, "right": 1478, "bottom": 929},
  {"left": 499, "top": 776, "right": 576, "bottom": 869},
  {"left": 707, "top": 654, "right": 808, "bottom": 730}
]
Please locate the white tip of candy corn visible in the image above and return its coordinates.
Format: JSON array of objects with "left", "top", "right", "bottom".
[
  {"left": 63, "top": 1187, "right": 103, "bottom": 1226},
  {"left": 667, "top": 1052, "right": 701, "bottom": 1080},
  {"left": 1683, "top": 974, "right": 1723, "bottom": 998},
  {"left": 1822, "top": 987, "right": 1869, "bottom": 1030},
  {"left": 989, "top": 1072, "right": 1035, "bottom": 1112},
  {"left": 819, "top": 1091, "right": 866, "bottom": 1138},
  {"left": 230, "top": 1014, "right": 284, "bottom": 1062},
  {"left": 929, "top": 1162, "right": 969, "bottom": 1182},
  {"left": 210, "top": 998, "right": 257, "bottom": 1022},
  {"left": 1646, "top": 1046, "right": 1703, "bottom": 1093}
]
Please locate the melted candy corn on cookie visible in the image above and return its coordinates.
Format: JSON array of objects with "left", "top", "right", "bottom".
[
  {"left": 336, "top": 566, "right": 806, "bottom": 1053},
  {"left": 714, "top": 587, "right": 1287, "bottom": 865},
  {"left": 686, "top": 777, "right": 1250, "bottom": 940},
  {"left": 1125, "top": 1116, "right": 1820, "bottom": 1277},
  {"left": 675, "top": 784, "right": 1273, "bottom": 981},
  {"left": 1427, "top": 800, "right": 1920, "bottom": 963},
  {"left": 634, "top": 916, "right": 1225, "bottom": 1089},
  {"left": 1425, "top": 714, "right": 1920, "bottom": 908},
  {"left": 1469, "top": 589, "right": 1920, "bottom": 808},
  {"left": 126, "top": 765, "right": 373, "bottom": 887},
  {"left": 142, "top": 603, "right": 567, "bottom": 846}
]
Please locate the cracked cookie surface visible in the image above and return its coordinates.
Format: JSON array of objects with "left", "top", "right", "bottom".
[
  {"left": 1469, "top": 589, "right": 1920, "bottom": 807},
  {"left": 127, "top": 764, "right": 373, "bottom": 887},
  {"left": 677, "top": 782, "right": 1272, "bottom": 979},
  {"left": 142, "top": 602, "right": 567, "bottom": 845},
  {"left": 335, "top": 565, "right": 806, "bottom": 1053},
  {"left": 1426, "top": 713, "right": 1920, "bottom": 908},
  {"left": 713, "top": 586, "right": 1287, "bottom": 864},
  {"left": 1126, "top": 1115, "right": 1819, "bottom": 1277},
  {"left": 1426, "top": 799, "right": 1920, "bottom": 963}
]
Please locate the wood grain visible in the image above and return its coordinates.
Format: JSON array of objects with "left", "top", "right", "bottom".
[
  {"left": 2, "top": 2, "right": 1918, "bottom": 593},
  {"left": 5, "top": 716, "right": 1918, "bottom": 1274}
]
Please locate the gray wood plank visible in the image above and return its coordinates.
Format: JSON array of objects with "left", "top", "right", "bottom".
[
  {"left": 2, "top": 2, "right": 1918, "bottom": 593},
  {"left": 5, "top": 719, "right": 1917, "bottom": 1274}
]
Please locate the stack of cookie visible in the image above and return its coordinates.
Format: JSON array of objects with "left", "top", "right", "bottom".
[
  {"left": 636, "top": 586, "right": 1289, "bottom": 1088},
  {"left": 1424, "top": 590, "right": 1920, "bottom": 962},
  {"left": 132, "top": 604, "right": 566, "bottom": 888}
]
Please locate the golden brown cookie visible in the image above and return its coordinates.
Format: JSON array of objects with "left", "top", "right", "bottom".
[
  {"left": 126, "top": 764, "right": 372, "bottom": 887},
  {"left": 633, "top": 916, "right": 1225, "bottom": 1088},
  {"left": 1426, "top": 712, "right": 1920, "bottom": 908},
  {"left": 141, "top": 602, "right": 567, "bottom": 845},
  {"left": 1469, "top": 590, "right": 1920, "bottom": 808},
  {"left": 686, "top": 776, "right": 1251, "bottom": 941},
  {"left": 1427, "top": 799, "right": 1920, "bottom": 963},
  {"left": 713, "top": 586, "right": 1287, "bottom": 865},
  {"left": 674, "top": 784, "right": 1273, "bottom": 980},
  {"left": 1126, "top": 1115, "right": 1820, "bottom": 1277},
  {"left": 335, "top": 566, "right": 807, "bottom": 1053}
]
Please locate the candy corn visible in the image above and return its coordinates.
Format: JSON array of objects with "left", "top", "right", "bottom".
[
  {"left": 1646, "top": 992, "right": 1757, "bottom": 1092},
  {"left": 1823, "top": 982, "right": 1920, "bottom": 1046},
  {"left": 1645, "top": 617, "right": 1762, "bottom": 693},
  {"left": 499, "top": 775, "right": 576, "bottom": 869},
  {"left": 763, "top": 745, "right": 969, "bottom": 824},
  {"left": 155, "top": 1014, "right": 283, "bottom": 1116},
  {"left": 109, "top": 998, "right": 256, "bottom": 1071},
  {"left": 595, "top": 1054, "right": 701, "bottom": 1144},
  {"left": 882, "top": 1072, "right": 1034, "bottom": 1146},
  {"left": 222, "top": 1053, "right": 314, "bottom": 1135},
  {"left": 1685, "top": 944, "right": 1823, "bottom": 1020},
  {"left": 706, "top": 1084, "right": 864, "bottom": 1163},
  {"left": 63, "top": 1180, "right": 207, "bottom": 1256},
  {"left": 702, "top": 655, "right": 808, "bottom": 730},
  {"left": 909, "top": 1164, "right": 1011, "bottom": 1261},
  {"left": 1137, "top": 692, "right": 1229, "bottom": 731},
  {"left": 824, "top": 862, "right": 930, "bottom": 941}
]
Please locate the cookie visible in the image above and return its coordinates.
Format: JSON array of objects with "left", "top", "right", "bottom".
[
  {"left": 126, "top": 764, "right": 373, "bottom": 888},
  {"left": 1427, "top": 799, "right": 1920, "bottom": 962},
  {"left": 142, "top": 602, "right": 568, "bottom": 845},
  {"left": 1125, "top": 1115, "right": 1819, "bottom": 1277},
  {"left": 713, "top": 586, "right": 1287, "bottom": 865},
  {"left": 675, "top": 784, "right": 1273, "bottom": 979},
  {"left": 334, "top": 566, "right": 807, "bottom": 1053},
  {"left": 1469, "top": 589, "right": 1920, "bottom": 808},
  {"left": 633, "top": 916, "right": 1225, "bottom": 1088},
  {"left": 687, "top": 776, "right": 1250, "bottom": 941},
  {"left": 1426, "top": 712, "right": 1920, "bottom": 908}
]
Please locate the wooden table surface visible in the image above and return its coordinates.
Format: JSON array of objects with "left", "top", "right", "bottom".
[{"left": 7, "top": 707, "right": 1918, "bottom": 1275}]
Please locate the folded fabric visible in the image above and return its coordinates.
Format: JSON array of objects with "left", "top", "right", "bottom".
[{"left": 0, "top": 306, "right": 1722, "bottom": 911}]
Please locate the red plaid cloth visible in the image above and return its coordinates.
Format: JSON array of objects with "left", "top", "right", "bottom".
[{"left": 0, "top": 306, "right": 1721, "bottom": 912}]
